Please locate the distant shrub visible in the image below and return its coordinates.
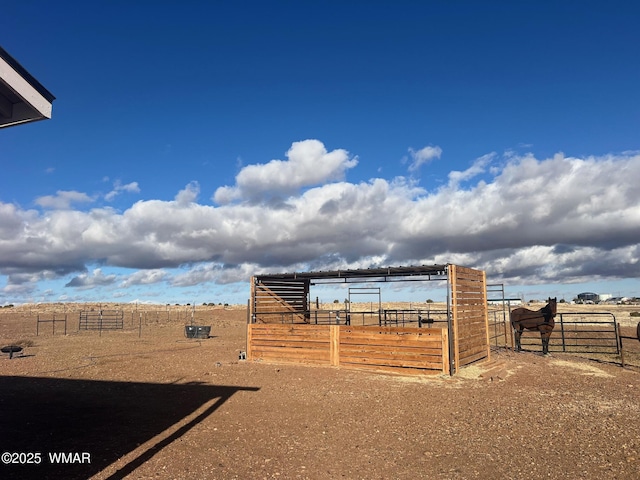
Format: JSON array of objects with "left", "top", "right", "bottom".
[{"left": 630, "top": 312, "right": 640, "bottom": 317}]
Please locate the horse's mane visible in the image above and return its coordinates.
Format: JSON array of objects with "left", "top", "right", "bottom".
[{"left": 540, "top": 298, "right": 557, "bottom": 321}]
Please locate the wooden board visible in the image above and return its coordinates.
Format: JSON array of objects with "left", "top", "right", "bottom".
[
  {"left": 247, "top": 324, "right": 447, "bottom": 375},
  {"left": 449, "top": 264, "right": 490, "bottom": 373},
  {"left": 253, "top": 278, "right": 309, "bottom": 323}
]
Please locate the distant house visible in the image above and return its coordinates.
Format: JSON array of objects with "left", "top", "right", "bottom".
[
  {"left": 0, "top": 46, "right": 55, "bottom": 128},
  {"left": 576, "top": 292, "right": 599, "bottom": 303},
  {"left": 605, "top": 296, "right": 635, "bottom": 304},
  {"left": 604, "top": 296, "right": 624, "bottom": 304}
]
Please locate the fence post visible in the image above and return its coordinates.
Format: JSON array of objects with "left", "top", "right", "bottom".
[
  {"left": 507, "top": 301, "right": 514, "bottom": 350},
  {"left": 502, "top": 302, "right": 508, "bottom": 346},
  {"left": 617, "top": 323, "right": 625, "bottom": 367},
  {"left": 246, "top": 324, "right": 254, "bottom": 360},
  {"left": 619, "top": 336, "right": 626, "bottom": 367},
  {"left": 330, "top": 325, "right": 340, "bottom": 366},
  {"left": 441, "top": 328, "right": 450, "bottom": 375}
]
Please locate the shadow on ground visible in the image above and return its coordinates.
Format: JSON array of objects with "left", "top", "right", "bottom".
[{"left": 0, "top": 376, "right": 258, "bottom": 479}]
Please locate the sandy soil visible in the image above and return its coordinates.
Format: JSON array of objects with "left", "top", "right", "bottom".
[{"left": 1, "top": 304, "right": 640, "bottom": 479}]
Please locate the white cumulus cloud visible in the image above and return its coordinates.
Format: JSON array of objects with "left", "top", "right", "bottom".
[
  {"left": 105, "top": 180, "right": 140, "bottom": 201},
  {"left": 1, "top": 143, "right": 640, "bottom": 304},
  {"left": 408, "top": 145, "right": 442, "bottom": 172},
  {"left": 213, "top": 139, "right": 358, "bottom": 204},
  {"left": 35, "top": 190, "right": 95, "bottom": 210}
]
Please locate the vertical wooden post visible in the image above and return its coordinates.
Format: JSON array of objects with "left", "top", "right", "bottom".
[
  {"left": 246, "top": 324, "right": 254, "bottom": 360},
  {"left": 249, "top": 276, "right": 256, "bottom": 324},
  {"left": 441, "top": 328, "right": 450, "bottom": 375},
  {"left": 482, "top": 270, "right": 491, "bottom": 362},
  {"left": 330, "top": 325, "right": 340, "bottom": 366},
  {"left": 449, "top": 264, "right": 459, "bottom": 375}
]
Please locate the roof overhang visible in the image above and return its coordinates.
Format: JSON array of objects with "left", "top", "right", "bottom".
[
  {"left": 255, "top": 264, "right": 450, "bottom": 284},
  {"left": 0, "top": 46, "right": 55, "bottom": 128}
]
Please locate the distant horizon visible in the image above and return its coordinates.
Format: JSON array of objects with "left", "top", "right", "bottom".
[
  {"left": 1, "top": 270, "right": 639, "bottom": 306},
  {"left": 4, "top": 283, "right": 638, "bottom": 308}
]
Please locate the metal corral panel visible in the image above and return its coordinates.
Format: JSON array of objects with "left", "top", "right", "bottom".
[{"left": 252, "top": 277, "right": 310, "bottom": 323}]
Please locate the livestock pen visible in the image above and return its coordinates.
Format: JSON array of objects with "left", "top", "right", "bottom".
[{"left": 247, "top": 264, "right": 490, "bottom": 376}]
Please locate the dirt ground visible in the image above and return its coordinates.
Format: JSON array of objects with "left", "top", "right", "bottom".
[{"left": 1, "top": 303, "right": 640, "bottom": 480}]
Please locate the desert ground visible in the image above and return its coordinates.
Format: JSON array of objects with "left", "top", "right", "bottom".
[{"left": 1, "top": 302, "right": 640, "bottom": 480}]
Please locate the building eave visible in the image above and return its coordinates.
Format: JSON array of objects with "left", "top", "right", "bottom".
[{"left": 0, "top": 46, "right": 55, "bottom": 128}]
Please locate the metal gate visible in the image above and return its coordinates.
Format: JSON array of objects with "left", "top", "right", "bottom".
[
  {"left": 486, "top": 284, "right": 519, "bottom": 348},
  {"left": 511, "top": 312, "right": 619, "bottom": 354},
  {"left": 79, "top": 310, "right": 124, "bottom": 331}
]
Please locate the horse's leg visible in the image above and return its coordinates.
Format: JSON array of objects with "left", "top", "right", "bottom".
[
  {"left": 514, "top": 325, "right": 522, "bottom": 351},
  {"left": 541, "top": 332, "right": 550, "bottom": 355}
]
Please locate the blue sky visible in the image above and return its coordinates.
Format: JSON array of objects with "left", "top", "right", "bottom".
[{"left": 2, "top": 0, "right": 639, "bottom": 305}]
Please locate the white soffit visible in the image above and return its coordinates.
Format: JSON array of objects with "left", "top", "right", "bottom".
[{"left": 0, "top": 46, "right": 55, "bottom": 128}]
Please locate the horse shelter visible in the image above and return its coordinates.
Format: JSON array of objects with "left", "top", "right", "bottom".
[{"left": 247, "top": 264, "right": 490, "bottom": 376}]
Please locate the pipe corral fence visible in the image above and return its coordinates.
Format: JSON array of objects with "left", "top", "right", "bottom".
[
  {"left": 36, "top": 314, "right": 67, "bottom": 336},
  {"left": 504, "top": 311, "right": 620, "bottom": 354},
  {"left": 247, "top": 264, "right": 490, "bottom": 376},
  {"left": 3, "top": 303, "right": 225, "bottom": 340},
  {"left": 485, "top": 297, "right": 640, "bottom": 366}
]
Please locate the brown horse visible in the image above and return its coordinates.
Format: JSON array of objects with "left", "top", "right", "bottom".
[{"left": 510, "top": 297, "right": 557, "bottom": 355}]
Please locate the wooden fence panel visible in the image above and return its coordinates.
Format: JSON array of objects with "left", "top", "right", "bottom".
[
  {"left": 449, "top": 265, "right": 490, "bottom": 372},
  {"left": 248, "top": 324, "right": 331, "bottom": 365},
  {"left": 252, "top": 278, "right": 310, "bottom": 323},
  {"left": 247, "top": 324, "right": 448, "bottom": 375}
]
